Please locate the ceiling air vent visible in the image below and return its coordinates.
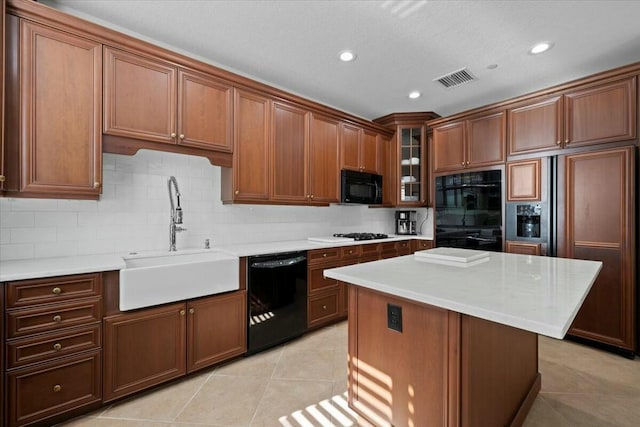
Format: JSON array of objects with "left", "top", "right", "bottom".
[{"left": 433, "top": 68, "right": 477, "bottom": 89}]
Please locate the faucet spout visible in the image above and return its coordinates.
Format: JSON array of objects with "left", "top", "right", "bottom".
[{"left": 168, "top": 176, "right": 185, "bottom": 251}]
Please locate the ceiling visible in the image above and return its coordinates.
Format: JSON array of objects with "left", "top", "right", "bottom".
[{"left": 41, "top": 0, "right": 640, "bottom": 120}]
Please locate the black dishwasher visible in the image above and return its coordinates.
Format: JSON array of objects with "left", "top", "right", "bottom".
[{"left": 247, "top": 251, "right": 307, "bottom": 354}]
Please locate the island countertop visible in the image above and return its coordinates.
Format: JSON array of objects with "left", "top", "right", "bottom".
[{"left": 324, "top": 249, "right": 602, "bottom": 339}]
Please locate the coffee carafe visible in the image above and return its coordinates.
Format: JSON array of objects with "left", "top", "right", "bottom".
[{"left": 396, "top": 210, "right": 417, "bottom": 235}]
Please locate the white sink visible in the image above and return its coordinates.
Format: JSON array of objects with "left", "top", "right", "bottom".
[{"left": 119, "top": 250, "right": 239, "bottom": 311}]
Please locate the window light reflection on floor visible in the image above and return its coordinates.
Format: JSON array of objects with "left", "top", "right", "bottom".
[{"left": 278, "top": 392, "right": 359, "bottom": 427}]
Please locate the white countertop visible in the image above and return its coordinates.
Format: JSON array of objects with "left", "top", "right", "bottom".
[
  {"left": 324, "top": 249, "right": 602, "bottom": 339},
  {"left": 0, "top": 235, "right": 431, "bottom": 282}
]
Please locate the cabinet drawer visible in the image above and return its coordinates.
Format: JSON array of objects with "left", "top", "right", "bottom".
[
  {"left": 341, "top": 245, "right": 362, "bottom": 260},
  {"left": 308, "top": 264, "right": 339, "bottom": 294},
  {"left": 397, "top": 240, "right": 412, "bottom": 256},
  {"left": 7, "top": 350, "right": 101, "bottom": 427},
  {"left": 7, "top": 298, "right": 102, "bottom": 339},
  {"left": 6, "top": 273, "right": 102, "bottom": 309},
  {"left": 308, "top": 248, "right": 341, "bottom": 265},
  {"left": 360, "top": 243, "right": 380, "bottom": 257},
  {"left": 413, "top": 240, "right": 434, "bottom": 251},
  {"left": 308, "top": 291, "right": 340, "bottom": 328},
  {"left": 6, "top": 324, "right": 101, "bottom": 369}
]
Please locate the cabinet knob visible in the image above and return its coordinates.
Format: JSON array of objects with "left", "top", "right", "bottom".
[
  {"left": 556, "top": 140, "right": 562, "bottom": 145},
  {"left": 564, "top": 139, "right": 569, "bottom": 144},
  {"left": 93, "top": 181, "right": 100, "bottom": 188},
  {"left": 53, "top": 315, "right": 62, "bottom": 323},
  {"left": 189, "top": 308, "right": 195, "bottom": 314},
  {"left": 0, "top": 175, "right": 5, "bottom": 182},
  {"left": 461, "top": 162, "right": 465, "bottom": 166},
  {"left": 53, "top": 384, "right": 62, "bottom": 393},
  {"left": 53, "top": 343, "right": 62, "bottom": 351},
  {"left": 322, "top": 305, "right": 327, "bottom": 310},
  {"left": 310, "top": 195, "right": 314, "bottom": 199},
  {"left": 234, "top": 190, "right": 240, "bottom": 195},
  {"left": 52, "top": 287, "right": 62, "bottom": 295},
  {"left": 171, "top": 132, "right": 176, "bottom": 138},
  {"left": 180, "top": 134, "right": 185, "bottom": 140},
  {"left": 323, "top": 253, "right": 327, "bottom": 257},
  {"left": 465, "top": 161, "right": 469, "bottom": 165},
  {"left": 180, "top": 310, "right": 186, "bottom": 316}
]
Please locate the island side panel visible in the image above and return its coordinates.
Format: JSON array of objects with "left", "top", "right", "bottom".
[
  {"left": 460, "top": 315, "right": 540, "bottom": 427},
  {"left": 347, "top": 285, "right": 457, "bottom": 427}
]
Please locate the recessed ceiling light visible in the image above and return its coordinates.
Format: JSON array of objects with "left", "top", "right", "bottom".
[
  {"left": 408, "top": 91, "right": 421, "bottom": 99},
  {"left": 529, "top": 42, "right": 554, "bottom": 55},
  {"left": 487, "top": 63, "right": 498, "bottom": 70},
  {"left": 339, "top": 50, "right": 357, "bottom": 62}
]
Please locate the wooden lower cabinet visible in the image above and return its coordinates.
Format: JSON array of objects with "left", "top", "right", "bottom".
[
  {"left": 3, "top": 273, "right": 103, "bottom": 426},
  {"left": 348, "top": 286, "right": 539, "bottom": 427},
  {"left": 103, "top": 302, "right": 186, "bottom": 402},
  {"left": 103, "top": 291, "right": 247, "bottom": 402},
  {"left": 308, "top": 291, "right": 341, "bottom": 329},
  {"left": 506, "top": 241, "right": 542, "bottom": 256},
  {"left": 413, "top": 239, "right": 434, "bottom": 252},
  {"left": 7, "top": 350, "right": 101, "bottom": 427},
  {"left": 186, "top": 291, "right": 246, "bottom": 373}
]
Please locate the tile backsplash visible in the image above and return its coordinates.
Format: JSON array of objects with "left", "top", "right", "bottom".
[{"left": 0, "top": 150, "right": 433, "bottom": 261}]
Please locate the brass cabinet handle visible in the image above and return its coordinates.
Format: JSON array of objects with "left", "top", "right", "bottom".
[
  {"left": 52, "top": 287, "right": 62, "bottom": 295},
  {"left": 556, "top": 140, "right": 562, "bottom": 145},
  {"left": 189, "top": 308, "right": 195, "bottom": 314},
  {"left": 53, "top": 315, "right": 62, "bottom": 323},
  {"left": 461, "top": 162, "right": 465, "bottom": 166},
  {"left": 171, "top": 132, "right": 176, "bottom": 138},
  {"left": 0, "top": 175, "right": 5, "bottom": 182},
  {"left": 234, "top": 190, "right": 240, "bottom": 195},
  {"left": 180, "top": 310, "right": 186, "bottom": 316},
  {"left": 310, "top": 195, "right": 314, "bottom": 199},
  {"left": 323, "top": 253, "right": 327, "bottom": 257},
  {"left": 465, "top": 161, "right": 470, "bottom": 165},
  {"left": 53, "top": 343, "right": 62, "bottom": 351},
  {"left": 564, "top": 139, "right": 569, "bottom": 144},
  {"left": 93, "top": 181, "right": 100, "bottom": 188},
  {"left": 53, "top": 384, "right": 62, "bottom": 393},
  {"left": 322, "top": 305, "right": 327, "bottom": 310},
  {"left": 179, "top": 134, "right": 185, "bottom": 140}
]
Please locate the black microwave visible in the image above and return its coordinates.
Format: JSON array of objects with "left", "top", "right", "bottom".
[{"left": 340, "top": 169, "right": 383, "bottom": 205}]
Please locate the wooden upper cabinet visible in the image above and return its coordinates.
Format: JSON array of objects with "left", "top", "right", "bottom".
[
  {"left": 227, "top": 89, "right": 270, "bottom": 202},
  {"left": 340, "top": 123, "right": 380, "bottom": 174},
  {"left": 104, "top": 46, "right": 177, "bottom": 143},
  {"left": 432, "top": 111, "right": 505, "bottom": 173},
  {"left": 508, "top": 95, "right": 562, "bottom": 156},
  {"left": 432, "top": 121, "right": 465, "bottom": 172},
  {"left": 178, "top": 69, "right": 233, "bottom": 152},
  {"left": 564, "top": 77, "right": 636, "bottom": 147},
  {"left": 271, "top": 101, "right": 309, "bottom": 203},
  {"left": 104, "top": 46, "right": 233, "bottom": 152},
  {"left": 509, "top": 77, "right": 636, "bottom": 156},
  {"left": 4, "top": 17, "right": 102, "bottom": 198},
  {"left": 507, "top": 159, "right": 541, "bottom": 201},
  {"left": 361, "top": 129, "right": 380, "bottom": 173},
  {"left": 340, "top": 123, "right": 362, "bottom": 171},
  {"left": 466, "top": 111, "right": 506, "bottom": 166},
  {"left": 309, "top": 113, "right": 340, "bottom": 203}
]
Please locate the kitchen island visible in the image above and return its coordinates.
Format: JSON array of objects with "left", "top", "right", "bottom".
[{"left": 324, "top": 248, "right": 602, "bottom": 427}]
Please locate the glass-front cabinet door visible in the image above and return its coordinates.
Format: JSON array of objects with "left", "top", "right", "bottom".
[{"left": 399, "top": 126, "right": 425, "bottom": 205}]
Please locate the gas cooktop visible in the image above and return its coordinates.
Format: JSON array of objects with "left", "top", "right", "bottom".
[{"left": 333, "top": 233, "right": 389, "bottom": 241}]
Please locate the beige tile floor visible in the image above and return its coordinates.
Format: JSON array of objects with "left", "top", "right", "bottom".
[{"left": 59, "top": 321, "right": 640, "bottom": 427}]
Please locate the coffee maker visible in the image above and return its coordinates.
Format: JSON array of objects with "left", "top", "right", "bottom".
[{"left": 396, "top": 210, "right": 417, "bottom": 235}]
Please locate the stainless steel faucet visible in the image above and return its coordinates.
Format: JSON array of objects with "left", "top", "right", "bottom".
[{"left": 168, "top": 176, "right": 186, "bottom": 251}]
